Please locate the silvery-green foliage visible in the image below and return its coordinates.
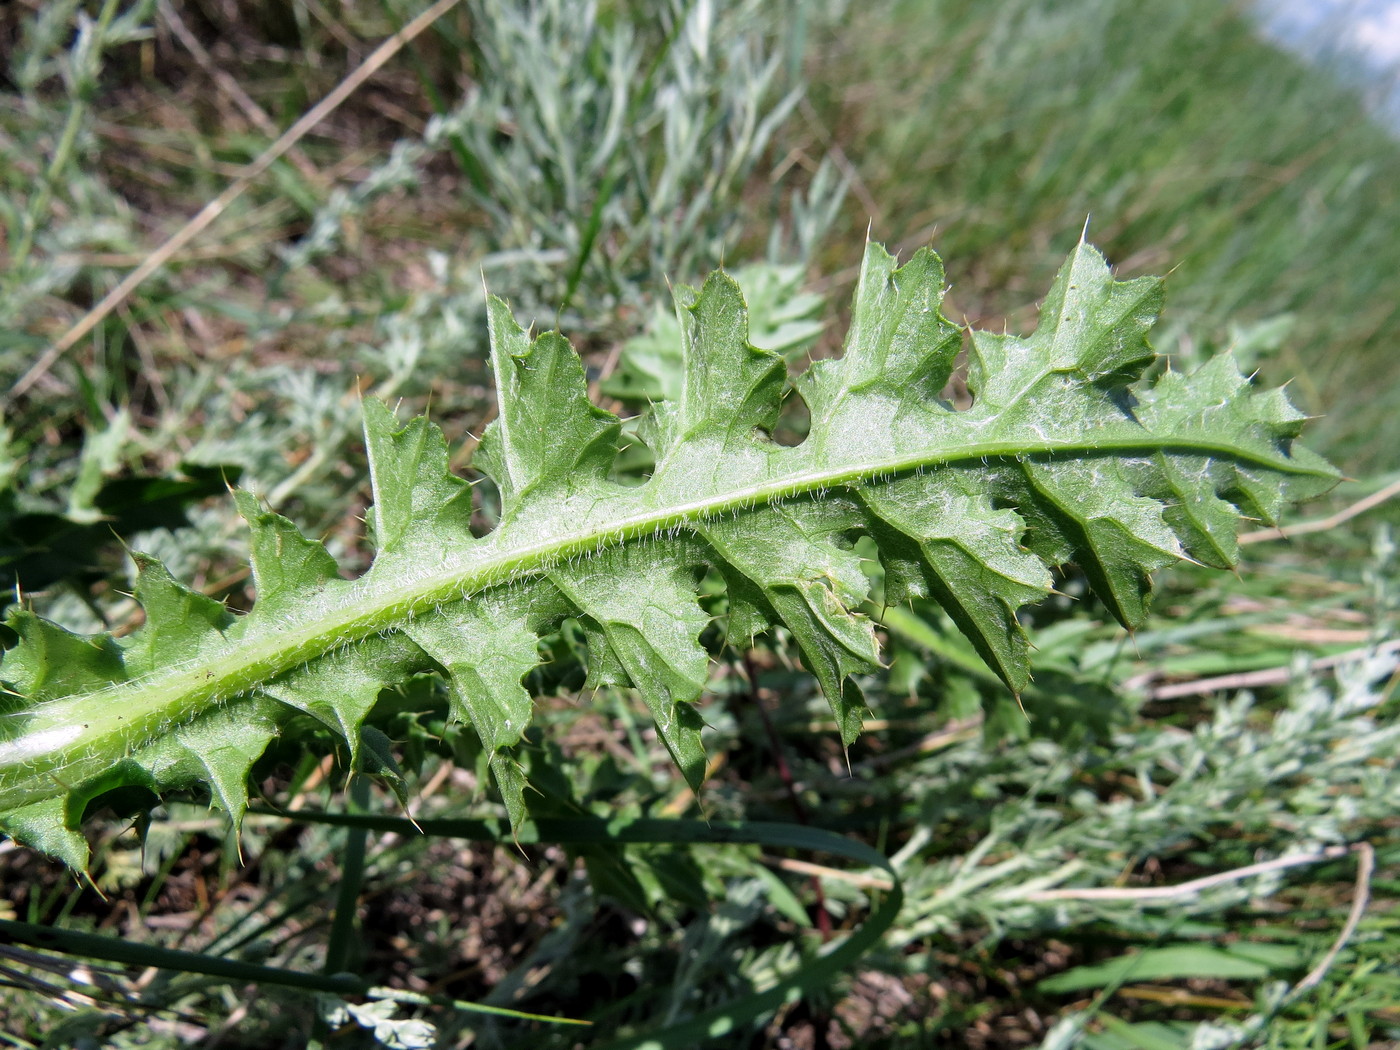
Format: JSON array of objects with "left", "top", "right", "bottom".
[
  {"left": 773, "top": 156, "right": 850, "bottom": 265},
  {"left": 605, "top": 262, "right": 826, "bottom": 403},
  {"left": 0, "top": 0, "right": 153, "bottom": 335},
  {"left": 277, "top": 105, "right": 485, "bottom": 271},
  {"left": 280, "top": 0, "right": 840, "bottom": 326},
  {"left": 236, "top": 0, "right": 839, "bottom": 536},
  {"left": 890, "top": 647, "right": 1398, "bottom": 945},
  {"left": 454, "top": 0, "right": 840, "bottom": 323},
  {"left": 318, "top": 995, "right": 437, "bottom": 1050},
  {"left": 0, "top": 238, "right": 1334, "bottom": 869}
]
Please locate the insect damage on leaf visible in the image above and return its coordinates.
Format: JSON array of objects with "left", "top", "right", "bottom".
[{"left": 0, "top": 236, "right": 1338, "bottom": 868}]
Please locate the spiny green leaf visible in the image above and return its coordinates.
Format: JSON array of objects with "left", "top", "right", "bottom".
[
  {"left": 677, "top": 273, "right": 789, "bottom": 440},
  {"left": 404, "top": 587, "right": 556, "bottom": 809},
  {"left": 702, "top": 500, "right": 877, "bottom": 745},
  {"left": 259, "top": 635, "right": 421, "bottom": 764},
  {"left": 604, "top": 263, "right": 826, "bottom": 404},
  {"left": 798, "top": 243, "right": 961, "bottom": 433},
  {"left": 362, "top": 398, "right": 476, "bottom": 559},
  {"left": 404, "top": 590, "right": 548, "bottom": 753},
  {"left": 476, "top": 298, "right": 620, "bottom": 518},
  {"left": 0, "top": 236, "right": 1338, "bottom": 867},
  {"left": 234, "top": 489, "right": 342, "bottom": 618},
  {"left": 1016, "top": 456, "right": 1182, "bottom": 628},
  {"left": 2, "top": 611, "right": 126, "bottom": 701},
  {"left": 862, "top": 473, "right": 1050, "bottom": 694},
  {"left": 135, "top": 698, "right": 283, "bottom": 829},
  {"left": 648, "top": 272, "right": 788, "bottom": 457},
  {"left": 121, "top": 554, "right": 232, "bottom": 678},
  {"left": 553, "top": 545, "right": 711, "bottom": 790},
  {"left": 489, "top": 752, "right": 530, "bottom": 833},
  {"left": 358, "top": 725, "right": 411, "bottom": 810},
  {"left": 0, "top": 797, "right": 88, "bottom": 871}
]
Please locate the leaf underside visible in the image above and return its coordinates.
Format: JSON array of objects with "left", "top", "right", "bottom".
[{"left": 0, "top": 238, "right": 1336, "bottom": 865}]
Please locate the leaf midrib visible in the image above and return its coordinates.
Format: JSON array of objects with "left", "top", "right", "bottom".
[{"left": 0, "top": 429, "right": 1328, "bottom": 808}]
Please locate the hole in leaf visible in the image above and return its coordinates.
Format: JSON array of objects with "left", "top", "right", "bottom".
[
  {"left": 609, "top": 416, "right": 655, "bottom": 486},
  {"left": 942, "top": 348, "right": 974, "bottom": 410},
  {"left": 470, "top": 475, "right": 502, "bottom": 536},
  {"left": 772, "top": 386, "right": 811, "bottom": 447}
]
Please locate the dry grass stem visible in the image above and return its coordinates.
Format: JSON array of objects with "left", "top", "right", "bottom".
[
  {"left": 1240, "top": 476, "right": 1400, "bottom": 544},
  {"left": 1024, "top": 845, "right": 1352, "bottom": 903},
  {"left": 1294, "top": 841, "right": 1374, "bottom": 994},
  {"left": 1133, "top": 637, "right": 1400, "bottom": 700},
  {"left": 6, "top": 0, "right": 466, "bottom": 407}
]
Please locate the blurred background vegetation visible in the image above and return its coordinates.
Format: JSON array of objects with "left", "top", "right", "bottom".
[{"left": 0, "top": 0, "right": 1397, "bottom": 1047}]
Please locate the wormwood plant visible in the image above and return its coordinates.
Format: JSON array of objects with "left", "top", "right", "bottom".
[{"left": 0, "top": 236, "right": 1335, "bottom": 871}]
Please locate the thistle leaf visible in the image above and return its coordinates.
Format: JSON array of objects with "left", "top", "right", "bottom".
[
  {"left": 403, "top": 591, "right": 547, "bottom": 754},
  {"left": 121, "top": 554, "right": 232, "bottom": 678},
  {"left": 362, "top": 398, "right": 476, "bottom": 558},
  {"left": 552, "top": 544, "right": 712, "bottom": 789},
  {"left": 862, "top": 473, "right": 1050, "bottom": 695},
  {"left": 134, "top": 699, "right": 283, "bottom": 829},
  {"left": 235, "top": 489, "right": 342, "bottom": 613},
  {"left": 475, "top": 298, "right": 621, "bottom": 517},
  {"left": 259, "top": 635, "right": 421, "bottom": 763},
  {"left": 798, "top": 243, "right": 961, "bottom": 434},
  {"left": 0, "top": 798, "right": 88, "bottom": 872},
  {"left": 3, "top": 611, "right": 125, "bottom": 701},
  {"left": 0, "top": 237, "right": 1338, "bottom": 867},
  {"left": 701, "top": 500, "right": 878, "bottom": 745}
]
